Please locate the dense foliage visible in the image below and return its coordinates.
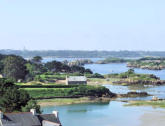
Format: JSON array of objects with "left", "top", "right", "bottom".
[
  {"left": 2, "top": 55, "right": 28, "bottom": 81},
  {"left": 0, "top": 54, "right": 93, "bottom": 82},
  {"left": 24, "top": 85, "right": 115, "bottom": 99},
  {"left": 45, "top": 60, "right": 71, "bottom": 72},
  {"left": 86, "top": 73, "right": 104, "bottom": 78},
  {"left": 0, "top": 79, "right": 41, "bottom": 113},
  {"left": 45, "top": 61, "right": 93, "bottom": 74}
]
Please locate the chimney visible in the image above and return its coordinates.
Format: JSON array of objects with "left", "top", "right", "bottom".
[
  {"left": 30, "top": 109, "right": 36, "bottom": 116},
  {"left": 0, "top": 111, "right": 3, "bottom": 119},
  {"left": 52, "top": 111, "right": 59, "bottom": 119}
]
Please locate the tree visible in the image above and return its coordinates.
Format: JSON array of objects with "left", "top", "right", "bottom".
[
  {"left": 0, "top": 78, "right": 41, "bottom": 113},
  {"left": 61, "top": 64, "right": 71, "bottom": 72},
  {"left": 45, "top": 60, "right": 63, "bottom": 72},
  {"left": 84, "top": 69, "right": 93, "bottom": 74},
  {"left": 127, "top": 69, "right": 135, "bottom": 74},
  {"left": 0, "top": 88, "right": 30, "bottom": 112},
  {"left": 25, "top": 62, "right": 47, "bottom": 81},
  {"left": 70, "top": 65, "right": 85, "bottom": 73},
  {"left": 0, "top": 54, "right": 6, "bottom": 74},
  {"left": 2, "top": 55, "right": 28, "bottom": 81},
  {"left": 31, "top": 56, "right": 43, "bottom": 64},
  {"left": 92, "top": 73, "right": 104, "bottom": 78},
  {"left": 22, "top": 100, "right": 41, "bottom": 114}
]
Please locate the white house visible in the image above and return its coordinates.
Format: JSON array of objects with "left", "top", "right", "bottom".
[{"left": 66, "top": 76, "right": 87, "bottom": 85}]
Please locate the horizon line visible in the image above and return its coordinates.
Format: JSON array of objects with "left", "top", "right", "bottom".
[{"left": 0, "top": 49, "right": 165, "bottom": 52}]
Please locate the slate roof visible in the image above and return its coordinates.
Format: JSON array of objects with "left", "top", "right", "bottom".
[
  {"left": 67, "top": 76, "right": 87, "bottom": 82},
  {"left": 0, "top": 112, "right": 61, "bottom": 126},
  {"left": 1, "top": 112, "right": 41, "bottom": 126}
]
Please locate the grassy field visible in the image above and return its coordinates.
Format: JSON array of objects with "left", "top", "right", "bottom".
[
  {"left": 16, "top": 77, "right": 120, "bottom": 86},
  {"left": 125, "top": 100, "right": 165, "bottom": 108},
  {"left": 87, "top": 78, "right": 120, "bottom": 85},
  {"left": 24, "top": 88, "right": 72, "bottom": 98},
  {"left": 16, "top": 81, "right": 59, "bottom": 85},
  {"left": 38, "top": 74, "right": 66, "bottom": 80}
]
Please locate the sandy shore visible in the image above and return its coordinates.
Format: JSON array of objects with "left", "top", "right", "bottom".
[{"left": 140, "top": 111, "right": 165, "bottom": 126}]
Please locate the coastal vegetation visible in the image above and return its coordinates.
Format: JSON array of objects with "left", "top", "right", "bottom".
[
  {"left": 105, "top": 69, "right": 165, "bottom": 85},
  {"left": 127, "top": 57, "right": 165, "bottom": 70}
]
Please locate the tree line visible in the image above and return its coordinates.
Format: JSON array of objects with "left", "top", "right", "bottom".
[{"left": 0, "top": 54, "right": 93, "bottom": 82}]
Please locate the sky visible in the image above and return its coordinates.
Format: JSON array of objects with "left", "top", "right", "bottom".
[{"left": 0, "top": 0, "right": 165, "bottom": 51}]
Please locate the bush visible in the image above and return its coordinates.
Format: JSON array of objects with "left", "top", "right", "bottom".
[
  {"left": 86, "top": 73, "right": 104, "bottom": 78},
  {"left": 22, "top": 100, "right": 41, "bottom": 114}
]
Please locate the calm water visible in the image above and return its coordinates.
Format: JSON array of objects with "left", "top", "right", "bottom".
[
  {"left": 105, "top": 84, "right": 165, "bottom": 101},
  {"left": 42, "top": 101, "right": 165, "bottom": 126},
  {"left": 42, "top": 58, "right": 165, "bottom": 126},
  {"left": 85, "top": 63, "right": 165, "bottom": 80}
]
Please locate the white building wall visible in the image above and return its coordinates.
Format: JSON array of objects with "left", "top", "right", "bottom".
[{"left": 42, "top": 120, "right": 61, "bottom": 126}]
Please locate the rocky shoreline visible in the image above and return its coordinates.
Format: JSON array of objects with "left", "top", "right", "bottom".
[
  {"left": 127, "top": 63, "right": 165, "bottom": 70},
  {"left": 117, "top": 92, "right": 150, "bottom": 98},
  {"left": 113, "top": 80, "right": 165, "bottom": 85},
  {"left": 38, "top": 91, "right": 150, "bottom": 106}
]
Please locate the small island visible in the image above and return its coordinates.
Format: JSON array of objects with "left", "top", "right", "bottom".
[
  {"left": 105, "top": 69, "right": 165, "bottom": 85},
  {"left": 127, "top": 57, "right": 165, "bottom": 70},
  {"left": 93, "top": 56, "right": 165, "bottom": 71}
]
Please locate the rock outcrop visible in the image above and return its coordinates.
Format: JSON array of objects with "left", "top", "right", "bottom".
[
  {"left": 118, "top": 91, "right": 149, "bottom": 97},
  {"left": 113, "top": 80, "right": 165, "bottom": 85}
]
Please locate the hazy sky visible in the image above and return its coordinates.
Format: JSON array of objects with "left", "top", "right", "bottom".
[{"left": 0, "top": 0, "right": 165, "bottom": 51}]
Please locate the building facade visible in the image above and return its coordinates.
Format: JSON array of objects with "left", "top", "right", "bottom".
[{"left": 66, "top": 76, "right": 87, "bottom": 85}]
